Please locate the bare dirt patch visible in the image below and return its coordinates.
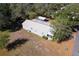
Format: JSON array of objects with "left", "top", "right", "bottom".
[{"left": 0, "top": 29, "right": 74, "bottom": 56}]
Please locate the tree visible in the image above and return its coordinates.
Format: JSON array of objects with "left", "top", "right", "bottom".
[
  {"left": 53, "top": 26, "right": 72, "bottom": 42},
  {"left": 52, "top": 4, "right": 79, "bottom": 42},
  {"left": 0, "top": 4, "right": 11, "bottom": 30}
]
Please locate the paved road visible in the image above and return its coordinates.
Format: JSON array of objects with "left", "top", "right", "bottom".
[{"left": 72, "top": 32, "right": 79, "bottom": 56}]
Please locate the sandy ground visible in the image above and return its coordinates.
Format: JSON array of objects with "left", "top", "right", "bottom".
[{"left": 0, "top": 29, "right": 75, "bottom": 56}]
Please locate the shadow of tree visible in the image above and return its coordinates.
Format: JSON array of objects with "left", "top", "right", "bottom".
[
  {"left": 5, "top": 38, "right": 28, "bottom": 51},
  {"left": 0, "top": 16, "right": 25, "bottom": 32},
  {"left": 72, "top": 25, "right": 79, "bottom": 32},
  {"left": 57, "top": 35, "right": 73, "bottom": 43},
  {"left": 9, "top": 16, "right": 25, "bottom": 32}
]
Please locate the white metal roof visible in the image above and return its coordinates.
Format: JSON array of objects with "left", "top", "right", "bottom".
[
  {"left": 22, "top": 19, "right": 55, "bottom": 32},
  {"left": 37, "top": 16, "right": 46, "bottom": 20}
]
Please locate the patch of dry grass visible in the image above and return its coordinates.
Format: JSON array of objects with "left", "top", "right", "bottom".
[{"left": 0, "top": 29, "right": 74, "bottom": 56}]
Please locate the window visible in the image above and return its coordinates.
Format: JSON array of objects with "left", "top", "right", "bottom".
[{"left": 47, "top": 34, "right": 52, "bottom": 38}]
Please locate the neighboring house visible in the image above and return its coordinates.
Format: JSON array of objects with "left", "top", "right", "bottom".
[{"left": 22, "top": 16, "right": 54, "bottom": 40}]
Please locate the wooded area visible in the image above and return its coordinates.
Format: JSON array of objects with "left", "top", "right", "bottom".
[{"left": 0, "top": 3, "right": 67, "bottom": 31}]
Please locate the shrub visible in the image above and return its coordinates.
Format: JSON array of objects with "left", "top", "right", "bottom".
[{"left": 0, "top": 31, "right": 9, "bottom": 48}]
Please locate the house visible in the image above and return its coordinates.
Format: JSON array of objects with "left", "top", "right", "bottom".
[{"left": 22, "top": 16, "right": 54, "bottom": 40}]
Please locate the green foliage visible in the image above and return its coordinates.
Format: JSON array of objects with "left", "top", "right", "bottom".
[
  {"left": 27, "top": 11, "right": 37, "bottom": 19},
  {"left": 0, "top": 3, "right": 67, "bottom": 31},
  {"left": 55, "top": 4, "right": 79, "bottom": 26},
  {"left": 0, "top": 4, "right": 11, "bottom": 30},
  {"left": 0, "top": 31, "right": 9, "bottom": 48},
  {"left": 53, "top": 27, "right": 72, "bottom": 41},
  {"left": 52, "top": 4, "right": 79, "bottom": 41}
]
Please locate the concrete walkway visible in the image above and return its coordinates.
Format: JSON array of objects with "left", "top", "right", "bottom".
[{"left": 72, "top": 32, "right": 79, "bottom": 56}]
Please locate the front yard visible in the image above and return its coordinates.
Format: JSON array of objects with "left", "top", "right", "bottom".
[{"left": 0, "top": 29, "right": 74, "bottom": 56}]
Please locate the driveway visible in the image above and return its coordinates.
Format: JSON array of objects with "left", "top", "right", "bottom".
[{"left": 72, "top": 32, "right": 79, "bottom": 56}]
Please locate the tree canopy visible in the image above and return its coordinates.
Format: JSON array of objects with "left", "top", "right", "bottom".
[
  {"left": 52, "top": 4, "right": 79, "bottom": 42},
  {"left": 0, "top": 4, "right": 67, "bottom": 31}
]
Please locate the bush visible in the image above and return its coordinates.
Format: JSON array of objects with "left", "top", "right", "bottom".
[{"left": 0, "top": 31, "right": 9, "bottom": 48}]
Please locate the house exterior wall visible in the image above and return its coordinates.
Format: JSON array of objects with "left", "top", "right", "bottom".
[{"left": 22, "top": 20, "right": 54, "bottom": 40}]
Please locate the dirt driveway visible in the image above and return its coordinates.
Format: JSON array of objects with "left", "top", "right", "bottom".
[{"left": 2, "top": 29, "right": 74, "bottom": 56}]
